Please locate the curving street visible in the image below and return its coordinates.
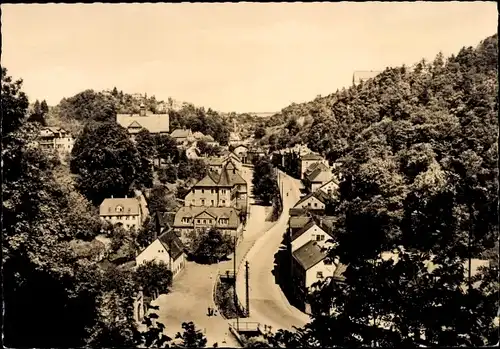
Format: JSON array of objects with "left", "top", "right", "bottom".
[{"left": 236, "top": 170, "right": 310, "bottom": 332}]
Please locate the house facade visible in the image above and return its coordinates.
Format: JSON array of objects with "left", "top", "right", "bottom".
[
  {"left": 293, "top": 190, "right": 328, "bottom": 213},
  {"left": 291, "top": 241, "right": 344, "bottom": 314},
  {"left": 135, "top": 229, "right": 186, "bottom": 278},
  {"left": 290, "top": 218, "right": 334, "bottom": 252},
  {"left": 317, "top": 179, "right": 340, "bottom": 198},
  {"left": 99, "top": 196, "right": 147, "bottom": 230},
  {"left": 172, "top": 206, "right": 242, "bottom": 242},
  {"left": 184, "top": 161, "right": 247, "bottom": 210},
  {"left": 303, "top": 162, "right": 333, "bottom": 193},
  {"left": 38, "top": 127, "right": 74, "bottom": 155},
  {"left": 232, "top": 144, "right": 249, "bottom": 162},
  {"left": 170, "top": 128, "right": 194, "bottom": 146},
  {"left": 299, "top": 153, "right": 329, "bottom": 179},
  {"left": 116, "top": 103, "right": 170, "bottom": 137}
]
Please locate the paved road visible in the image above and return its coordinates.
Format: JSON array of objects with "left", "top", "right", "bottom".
[
  {"left": 150, "top": 165, "right": 273, "bottom": 347},
  {"left": 236, "top": 171, "right": 310, "bottom": 333}
]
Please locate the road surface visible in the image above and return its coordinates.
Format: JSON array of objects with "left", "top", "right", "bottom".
[
  {"left": 236, "top": 170, "right": 310, "bottom": 333},
  {"left": 150, "top": 164, "right": 273, "bottom": 347}
]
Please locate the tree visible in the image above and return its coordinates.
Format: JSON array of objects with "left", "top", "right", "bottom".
[
  {"left": 134, "top": 260, "right": 173, "bottom": 298},
  {"left": 27, "top": 99, "right": 47, "bottom": 125},
  {"left": 254, "top": 126, "right": 266, "bottom": 139},
  {"left": 1, "top": 67, "right": 29, "bottom": 138},
  {"left": 174, "top": 321, "right": 208, "bottom": 348},
  {"left": 58, "top": 89, "right": 117, "bottom": 122},
  {"left": 187, "top": 228, "right": 234, "bottom": 264},
  {"left": 70, "top": 122, "right": 149, "bottom": 205},
  {"left": 156, "top": 134, "right": 180, "bottom": 163},
  {"left": 41, "top": 99, "right": 49, "bottom": 115},
  {"left": 159, "top": 164, "right": 179, "bottom": 184},
  {"left": 252, "top": 156, "right": 279, "bottom": 205}
]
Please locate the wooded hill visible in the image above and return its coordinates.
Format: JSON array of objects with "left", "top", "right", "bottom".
[{"left": 264, "top": 34, "right": 499, "bottom": 347}]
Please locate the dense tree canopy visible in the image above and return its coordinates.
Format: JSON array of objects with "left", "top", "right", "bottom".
[
  {"left": 252, "top": 156, "right": 280, "bottom": 205},
  {"left": 267, "top": 34, "right": 499, "bottom": 347},
  {"left": 70, "top": 122, "right": 152, "bottom": 205}
]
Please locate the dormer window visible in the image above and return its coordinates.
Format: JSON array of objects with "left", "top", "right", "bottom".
[{"left": 116, "top": 205, "right": 124, "bottom": 213}]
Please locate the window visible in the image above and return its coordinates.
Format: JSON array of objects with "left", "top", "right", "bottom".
[
  {"left": 116, "top": 205, "right": 124, "bottom": 213},
  {"left": 211, "top": 200, "right": 214, "bottom": 206},
  {"left": 316, "top": 235, "right": 322, "bottom": 241},
  {"left": 307, "top": 202, "right": 311, "bottom": 207},
  {"left": 197, "top": 219, "right": 201, "bottom": 224},
  {"left": 222, "top": 200, "right": 226, "bottom": 204},
  {"left": 202, "top": 189, "right": 205, "bottom": 194},
  {"left": 314, "top": 202, "right": 317, "bottom": 208},
  {"left": 211, "top": 189, "right": 214, "bottom": 194},
  {"left": 201, "top": 199, "right": 205, "bottom": 205},
  {"left": 317, "top": 271, "right": 323, "bottom": 279},
  {"left": 203, "top": 219, "right": 206, "bottom": 224}
]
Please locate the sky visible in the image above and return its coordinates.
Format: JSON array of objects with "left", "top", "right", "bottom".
[{"left": 2, "top": 2, "right": 497, "bottom": 113}]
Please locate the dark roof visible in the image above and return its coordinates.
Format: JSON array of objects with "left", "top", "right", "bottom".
[
  {"left": 289, "top": 216, "right": 313, "bottom": 230},
  {"left": 305, "top": 162, "right": 329, "bottom": 176},
  {"left": 173, "top": 206, "right": 241, "bottom": 229},
  {"left": 158, "top": 229, "right": 185, "bottom": 260},
  {"left": 292, "top": 241, "right": 327, "bottom": 270},
  {"left": 307, "top": 167, "right": 333, "bottom": 183},
  {"left": 156, "top": 211, "right": 176, "bottom": 229},
  {"left": 194, "top": 160, "right": 246, "bottom": 188},
  {"left": 294, "top": 190, "right": 329, "bottom": 207},
  {"left": 291, "top": 217, "right": 333, "bottom": 242},
  {"left": 289, "top": 208, "right": 310, "bottom": 217},
  {"left": 301, "top": 153, "right": 324, "bottom": 161}
]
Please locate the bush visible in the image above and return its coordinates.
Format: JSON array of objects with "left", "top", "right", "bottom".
[{"left": 134, "top": 260, "right": 172, "bottom": 298}]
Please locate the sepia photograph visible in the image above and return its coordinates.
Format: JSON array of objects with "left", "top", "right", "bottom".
[{"left": 2, "top": 2, "right": 498, "bottom": 348}]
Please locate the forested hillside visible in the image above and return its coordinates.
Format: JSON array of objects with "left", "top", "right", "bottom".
[{"left": 266, "top": 34, "right": 499, "bottom": 347}]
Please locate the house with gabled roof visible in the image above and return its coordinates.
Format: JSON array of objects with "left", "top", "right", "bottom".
[
  {"left": 136, "top": 229, "right": 187, "bottom": 278},
  {"left": 38, "top": 126, "right": 75, "bottom": 155},
  {"left": 293, "top": 190, "right": 329, "bottom": 214},
  {"left": 291, "top": 240, "right": 346, "bottom": 314},
  {"left": 172, "top": 206, "right": 242, "bottom": 241},
  {"left": 317, "top": 178, "right": 340, "bottom": 198},
  {"left": 99, "top": 195, "right": 148, "bottom": 230},
  {"left": 299, "top": 153, "right": 329, "bottom": 179},
  {"left": 170, "top": 128, "right": 194, "bottom": 146},
  {"left": 116, "top": 103, "right": 170, "bottom": 136},
  {"left": 184, "top": 160, "right": 247, "bottom": 210},
  {"left": 290, "top": 216, "right": 335, "bottom": 252},
  {"left": 304, "top": 164, "right": 334, "bottom": 193}
]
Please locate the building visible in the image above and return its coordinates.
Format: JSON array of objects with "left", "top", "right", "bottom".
[
  {"left": 184, "top": 161, "right": 248, "bottom": 210},
  {"left": 205, "top": 152, "right": 243, "bottom": 174},
  {"left": 317, "top": 179, "right": 340, "bottom": 198},
  {"left": 155, "top": 211, "right": 176, "bottom": 238},
  {"left": 304, "top": 164, "right": 334, "bottom": 193},
  {"left": 99, "top": 195, "right": 148, "bottom": 230},
  {"left": 173, "top": 206, "right": 243, "bottom": 241},
  {"left": 289, "top": 216, "right": 335, "bottom": 252},
  {"left": 293, "top": 190, "right": 329, "bottom": 214},
  {"left": 232, "top": 144, "right": 249, "bottom": 161},
  {"left": 352, "top": 70, "right": 381, "bottom": 86},
  {"left": 299, "top": 153, "right": 329, "bottom": 179},
  {"left": 291, "top": 240, "right": 345, "bottom": 313},
  {"left": 170, "top": 128, "right": 194, "bottom": 146},
  {"left": 192, "top": 131, "right": 205, "bottom": 140},
  {"left": 136, "top": 229, "right": 186, "bottom": 278},
  {"left": 116, "top": 103, "right": 170, "bottom": 137},
  {"left": 228, "top": 132, "right": 243, "bottom": 146},
  {"left": 246, "top": 147, "right": 266, "bottom": 164},
  {"left": 199, "top": 135, "right": 219, "bottom": 147},
  {"left": 38, "top": 127, "right": 74, "bottom": 155}
]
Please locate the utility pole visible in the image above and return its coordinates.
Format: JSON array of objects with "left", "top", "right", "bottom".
[
  {"left": 245, "top": 261, "right": 250, "bottom": 317},
  {"left": 233, "top": 234, "right": 239, "bottom": 331}
]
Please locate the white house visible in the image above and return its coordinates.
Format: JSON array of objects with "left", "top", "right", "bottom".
[
  {"left": 293, "top": 190, "right": 329, "bottom": 212},
  {"left": 305, "top": 166, "right": 334, "bottom": 193},
  {"left": 290, "top": 218, "right": 334, "bottom": 252},
  {"left": 99, "top": 196, "right": 147, "bottom": 230},
  {"left": 135, "top": 229, "right": 186, "bottom": 278},
  {"left": 232, "top": 144, "right": 249, "bottom": 160},
  {"left": 299, "top": 153, "right": 329, "bottom": 179},
  {"left": 317, "top": 179, "right": 340, "bottom": 198},
  {"left": 291, "top": 240, "right": 346, "bottom": 313},
  {"left": 38, "top": 127, "right": 75, "bottom": 155}
]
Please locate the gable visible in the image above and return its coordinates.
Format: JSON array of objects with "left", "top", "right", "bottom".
[
  {"left": 137, "top": 239, "right": 168, "bottom": 260},
  {"left": 296, "top": 195, "right": 324, "bottom": 208},
  {"left": 195, "top": 211, "right": 216, "bottom": 220}
]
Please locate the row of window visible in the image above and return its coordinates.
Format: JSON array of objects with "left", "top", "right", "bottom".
[
  {"left": 196, "top": 189, "right": 229, "bottom": 194},
  {"left": 181, "top": 217, "right": 229, "bottom": 225},
  {"left": 198, "top": 199, "right": 227, "bottom": 206},
  {"left": 104, "top": 215, "right": 136, "bottom": 220}
]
